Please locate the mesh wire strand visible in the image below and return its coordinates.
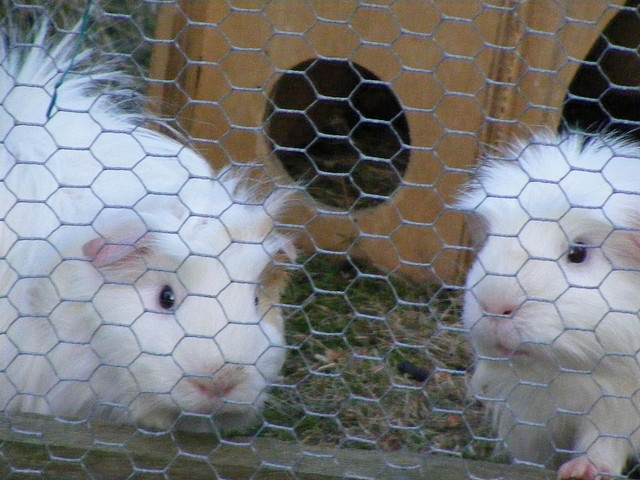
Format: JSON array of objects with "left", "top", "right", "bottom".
[{"left": 0, "top": 1, "right": 638, "bottom": 479}]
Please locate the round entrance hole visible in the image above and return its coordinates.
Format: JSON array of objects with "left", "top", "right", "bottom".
[{"left": 264, "top": 59, "right": 411, "bottom": 211}]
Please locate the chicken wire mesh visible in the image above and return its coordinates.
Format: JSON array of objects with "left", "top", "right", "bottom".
[{"left": 1, "top": 0, "right": 639, "bottom": 479}]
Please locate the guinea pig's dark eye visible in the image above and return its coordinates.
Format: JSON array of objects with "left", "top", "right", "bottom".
[
  {"left": 567, "top": 242, "right": 588, "bottom": 264},
  {"left": 254, "top": 296, "right": 259, "bottom": 307},
  {"left": 159, "top": 285, "right": 176, "bottom": 310}
]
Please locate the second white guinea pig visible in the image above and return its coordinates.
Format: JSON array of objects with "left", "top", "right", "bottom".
[
  {"left": 458, "top": 131, "right": 640, "bottom": 479},
  {"left": 0, "top": 20, "right": 295, "bottom": 432}
]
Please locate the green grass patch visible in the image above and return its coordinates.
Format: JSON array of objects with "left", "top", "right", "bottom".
[{"left": 263, "top": 253, "right": 493, "bottom": 460}]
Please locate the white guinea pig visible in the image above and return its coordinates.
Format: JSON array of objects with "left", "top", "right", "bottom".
[
  {"left": 0, "top": 21, "right": 295, "bottom": 432},
  {"left": 458, "top": 131, "right": 640, "bottom": 479}
]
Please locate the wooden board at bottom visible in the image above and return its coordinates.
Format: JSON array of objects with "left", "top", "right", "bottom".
[{"left": 0, "top": 413, "right": 554, "bottom": 479}]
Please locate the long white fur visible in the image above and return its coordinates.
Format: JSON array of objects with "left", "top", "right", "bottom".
[
  {"left": 0, "top": 20, "right": 294, "bottom": 431},
  {"left": 459, "top": 131, "right": 640, "bottom": 478}
]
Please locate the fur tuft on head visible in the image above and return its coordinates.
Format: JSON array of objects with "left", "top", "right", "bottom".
[{"left": 0, "top": 18, "right": 143, "bottom": 136}]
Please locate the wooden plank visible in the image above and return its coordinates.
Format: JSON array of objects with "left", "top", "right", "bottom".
[{"left": 0, "top": 413, "right": 554, "bottom": 479}]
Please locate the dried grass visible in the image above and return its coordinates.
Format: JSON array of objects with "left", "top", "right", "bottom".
[{"left": 262, "top": 254, "right": 493, "bottom": 460}]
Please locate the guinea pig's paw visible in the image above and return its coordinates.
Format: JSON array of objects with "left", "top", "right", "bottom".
[{"left": 558, "top": 457, "right": 613, "bottom": 480}]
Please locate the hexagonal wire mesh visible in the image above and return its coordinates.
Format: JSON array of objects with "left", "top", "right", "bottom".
[{"left": 1, "top": 0, "right": 640, "bottom": 479}]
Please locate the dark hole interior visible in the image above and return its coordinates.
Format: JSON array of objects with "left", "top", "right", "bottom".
[
  {"left": 562, "top": 1, "right": 640, "bottom": 136},
  {"left": 265, "top": 59, "right": 411, "bottom": 211}
]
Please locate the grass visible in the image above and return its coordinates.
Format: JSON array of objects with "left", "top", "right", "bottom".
[{"left": 260, "top": 253, "right": 494, "bottom": 460}]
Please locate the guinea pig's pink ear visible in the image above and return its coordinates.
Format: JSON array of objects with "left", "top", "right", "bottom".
[{"left": 82, "top": 231, "right": 151, "bottom": 270}]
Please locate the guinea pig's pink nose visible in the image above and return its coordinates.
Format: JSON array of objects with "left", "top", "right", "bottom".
[{"left": 482, "top": 303, "right": 514, "bottom": 317}]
